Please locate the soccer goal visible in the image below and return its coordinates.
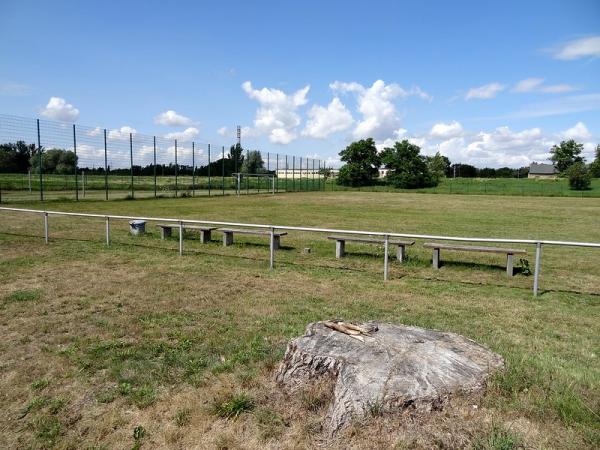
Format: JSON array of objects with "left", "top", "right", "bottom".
[{"left": 232, "top": 173, "right": 276, "bottom": 196}]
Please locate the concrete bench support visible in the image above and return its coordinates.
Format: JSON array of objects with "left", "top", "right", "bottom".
[
  {"left": 328, "top": 235, "right": 415, "bottom": 262},
  {"left": 156, "top": 224, "right": 173, "bottom": 239},
  {"left": 184, "top": 226, "right": 217, "bottom": 243},
  {"left": 424, "top": 243, "right": 526, "bottom": 277}
]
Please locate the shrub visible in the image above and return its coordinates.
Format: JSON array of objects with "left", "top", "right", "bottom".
[{"left": 566, "top": 162, "right": 591, "bottom": 190}]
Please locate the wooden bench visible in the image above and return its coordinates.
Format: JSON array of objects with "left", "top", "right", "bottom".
[
  {"left": 156, "top": 224, "right": 216, "bottom": 243},
  {"left": 219, "top": 228, "right": 288, "bottom": 249},
  {"left": 423, "top": 243, "right": 527, "bottom": 276},
  {"left": 327, "top": 235, "right": 415, "bottom": 262}
]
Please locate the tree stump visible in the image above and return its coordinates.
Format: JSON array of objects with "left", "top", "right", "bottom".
[{"left": 275, "top": 321, "right": 504, "bottom": 434}]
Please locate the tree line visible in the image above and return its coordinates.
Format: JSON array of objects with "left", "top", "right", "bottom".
[
  {"left": 336, "top": 138, "right": 600, "bottom": 190},
  {"left": 0, "top": 141, "right": 270, "bottom": 177}
]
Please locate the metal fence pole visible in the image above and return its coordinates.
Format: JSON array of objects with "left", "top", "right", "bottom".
[
  {"left": 312, "top": 159, "right": 315, "bottom": 191},
  {"left": 129, "top": 133, "right": 134, "bottom": 198},
  {"left": 174, "top": 139, "right": 178, "bottom": 198},
  {"left": 285, "top": 155, "right": 288, "bottom": 192},
  {"left": 384, "top": 234, "right": 389, "bottom": 281},
  {"left": 222, "top": 146, "right": 225, "bottom": 196},
  {"left": 44, "top": 212, "right": 48, "bottom": 244},
  {"left": 300, "top": 157, "right": 303, "bottom": 191},
  {"left": 179, "top": 221, "right": 183, "bottom": 255},
  {"left": 104, "top": 129, "right": 108, "bottom": 200},
  {"left": 73, "top": 124, "right": 78, "bottom": 201},
  {"left": 105, "top": 216, "right": 110, "bottom": 246},
  {"left": 269, "top": 226, "right": 275, "bottom": 269},
  {"left": 276, "top": 153, "right": 279, "bottom": 193},
  {"left": 153, "top": 136, "right": 157, "bottom": 198},
  {"left": 192, "top": 141, "right": 195, "bottom": 197},
  {"left": 292, "top": 156, "right": 295, "bottom": 192},
  {"left": 37, "top": 119, "right": 43, "bottom": 201},
  {"left": 533, "top": 242, "right": 542, "bottom": 296},
  {"left": 208, "top": 144, "right": 211, "bottom": 196}
]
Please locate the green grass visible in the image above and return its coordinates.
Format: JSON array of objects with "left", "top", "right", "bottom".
[{"left": 0, "top": 191, "right": 598, "bottom": 448}]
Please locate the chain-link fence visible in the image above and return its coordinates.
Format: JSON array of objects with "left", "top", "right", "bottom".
[{"left": 0, "top": 114, "right": 326, "bottom": 202}]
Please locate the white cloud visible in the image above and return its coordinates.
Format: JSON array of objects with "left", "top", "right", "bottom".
[
  {"left": 154, "top": 110, "right": 193, "bottom": 127},
  {"left": 0, "top": 82, "right": 31, "bottom": 95},
  {"left": 40, "top": 96, "right": 80, "bottom": 121},
  {"left": 512, "top": 78, "right": 545, "bottom": 93},
  {"left": 242, "top": 81, "right": 310, "bottom": 144},
  {"left": 331, "top": 79, "right": 430, "bottom": 140},
  {"left": 217, "top": 126, "right": 228, "bottom": 136},
  {"left": 430, "top": 121, "right": 464, "bottom": 139},
  {"left": 508, "top": 93, "right": 600, "bottom": 118},
  {"left": 164, "top": 127, "right": 199, "bottom": 142},
  {"left": 465, "top": 82, "right": 505, "bottom": 100},
  {"left": 552, "top": 36, "right": 600, "bottom": 60},
  {"left": 87, "top": 127, "right": 102, "bottom": 137},
  {"left": 560, "top": 122, "right": 591, "bottom": 141},
  {"left": 108, "top": 126, "right": 137, "bottom": 140},
  {"left": 512, "top": 78, "right": 577, "bottom": 94},
  {"left": 302, "top": 97, "right": 354, "bottom": 138}
]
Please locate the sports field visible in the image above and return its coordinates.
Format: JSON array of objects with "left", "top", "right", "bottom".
[{"left": 0, "top": 192, "right": 599, "bottom": 449}]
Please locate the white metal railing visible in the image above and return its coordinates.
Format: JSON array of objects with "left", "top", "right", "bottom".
[{"left": 1, "top": 206, "right": 599, "bottom": 296}]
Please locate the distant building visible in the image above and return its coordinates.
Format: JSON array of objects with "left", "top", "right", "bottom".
[{"left": 528, "top": 162, "right": 558, "bottom": 179}]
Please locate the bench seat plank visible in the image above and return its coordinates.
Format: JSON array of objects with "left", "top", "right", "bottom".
[
  {"left": 423, "top": 242, "right": 527, "bottom": 276},
  {"left": 423, "top": 243, "right": 526, "bottom": 254},
  {"left": 327, "top": 235, "right": 415, "bottom": 262}
]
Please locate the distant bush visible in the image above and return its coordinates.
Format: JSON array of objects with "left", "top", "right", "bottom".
[{"left": 566, "top": 162, "right": 591, "bottom": 190}]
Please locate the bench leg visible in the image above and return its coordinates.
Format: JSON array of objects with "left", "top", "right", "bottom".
[
  {"left": 273, "top": 235, "right": 281, "bottom": 250},
  {"left": 335, "top": 240, "right": 345, "bottom": 258},
  {"left": 396, "top": 245, "right": 406, "bottom": 263},
  {"left": 160, "top": 227, "right": 172, "bottom": 240},
  {"left": 506, "top": 254, "right": 514, "bottom": 277},
  {"left": 200, "top": 230, "right": 211, "bottom": 244},
  {"left": 223, "top": 232, "right": 233, "bottom": 247},
  {"left": 432, "top": 248, "right": 440, "bottom": 269}
]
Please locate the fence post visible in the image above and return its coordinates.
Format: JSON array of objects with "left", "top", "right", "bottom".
[
  {"left": 299, "top": 157, "right": 302, "bottom": 191},
  {"left": 174, "top": 139, "right": 178, "bottom": 198},
  {"left": 129, "top": 133, "right": 134, "bottom": 198},
  {"left": 269, "top": 226, "right": 275, "bottom": 269},
  {"left": 208, "top": 144, "right": 211, "bottom": 196},
  {"left": 222, "top": 146, "right": 225, "bottom": 196},
  {"left": 179, "top": 221, "right": 183, "bottom": 255},
  {"left": 383, "top": 234, "right": 389, "bottom": 281},
  {"left": 103, "top": 129, "right": 108, "bottom": 200},
  {"left": 37, "top": 119, "right": 43, "bottom": 201},
  {"left": 44, "top": 212, "right": 48, "bottom": 244},
  {"left": 533, "top": 242, "right": 542, "bottom": 296},
  {"left": 105, "top": 216, "right": 110, "bottom": 246},
  {"left": 73, "top": 124, "right": 78, "bottom": 201},
  {"left": 312, "top": 159, "right": 315, "bottom": 191},
  {"left": 192, "top": 141, "right": 195, "bottom": 197},
  {"left": 153, "top": 136, "right": 157, "bottom": 198},
  {"left": 276, "top": 153, "right": 279, "bottom": 193},
  {"left": 292, "top": 156, "right": 295, "bottom": 191},
  {"left": 285, "top": 155, "right": 288, "bottom": 192}
]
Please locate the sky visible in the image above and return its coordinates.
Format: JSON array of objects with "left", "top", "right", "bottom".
[{"left": 1, "top": 0, "right": 599, "bottom": 168}]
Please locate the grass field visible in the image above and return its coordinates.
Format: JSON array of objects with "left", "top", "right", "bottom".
[{"left": 0, "top": 192, "right": 599, "bottom": 449}]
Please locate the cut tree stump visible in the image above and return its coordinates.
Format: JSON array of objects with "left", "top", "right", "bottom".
[{"left": 275, "top": 321, "right": 504, "bottom": 434}]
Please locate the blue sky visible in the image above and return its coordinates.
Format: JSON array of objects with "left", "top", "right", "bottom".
[{"left": 1, "top": 0, "right": 599, "bottom": 168}]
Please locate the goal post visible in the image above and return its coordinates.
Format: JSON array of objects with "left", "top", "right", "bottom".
[{"left": 232, "top": 173, "right": 276, "bottom": 196}]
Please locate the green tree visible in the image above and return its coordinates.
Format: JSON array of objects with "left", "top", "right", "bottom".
[
  {"left": 426, "top": 152, "right": 450, "bottom": 181},
  {"left": 240, "top": 150, "right": 265, "bottom": 174},
  {"left": 30, "top": 148, "right": 78, "bottom": 174},
  {"left": 228, "top": 143, "right": 244, "bottom": 173},
  {"left": 0, "top": 141, "right": 37, "bottom": 173},
  {"left": 380, "top": 140, "right": 437, "bottom": 189},
  {"left": 550, "top": 140, "right": 584, "bottom": 173},
  {"left": 589, "top": 144, "right": 600, "bottom": 178},
  {"left": 336, "top": 138, "right": 380, "bottom": 186},
  {"left": 318, "top": 167, "right": 333, "bottom": 182},
  {"left": 566, "top": 162, "right": 591, "bottom": 190}
]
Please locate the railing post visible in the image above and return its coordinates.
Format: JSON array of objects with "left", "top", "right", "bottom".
[
  {"left": 269, "top": 226, "right": 275, "bottom": 269},
  {"left": 44, "top": 212, "right": 48, "bottom": 244},
  {"left": 105, "top": 216, "right": 110, "bottom": 246},
  {"left": 533, "top": 242, "right": 542, "bottom": 296},
  {"left": 179, "top": 221, "right": 183, "bottom": 256},
  {"left": 384, "top": 234, "right": 389, "bottom": 281}
]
